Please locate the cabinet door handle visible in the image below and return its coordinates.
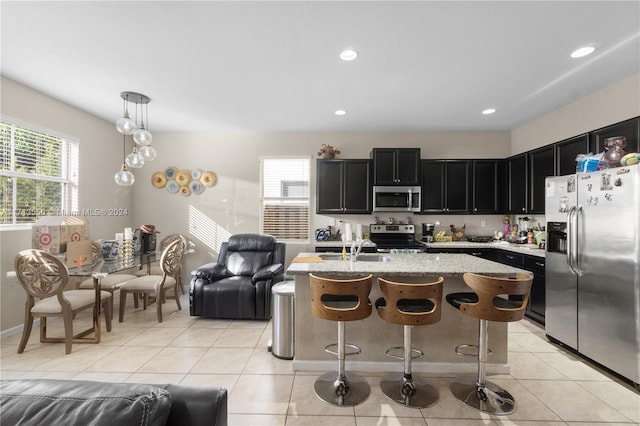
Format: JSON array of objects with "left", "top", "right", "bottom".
[
  {"left": 474, "top": 208, "right": 477, "bottom": 211},
  {"left": 535, "top": 261, "right": 544, "bottom": 267},
  {"left": 471, "top": 252, "right": 481, "bottom": 256},
  {"left": 522, "top": 208, "right": 526, "bottom": 212},
  {"left": 506, "top": 255, "right": 515, "bottom": 260}
]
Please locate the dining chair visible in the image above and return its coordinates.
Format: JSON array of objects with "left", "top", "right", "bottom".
[
  {"left": 118, "top": 239, "right": 186, "bottom": 323},
  {"left": 14, "top": 249, "right": 113, "bottom": 355},
  {"left": 134, "top": 234, "right": 190, "bottom": 294}
]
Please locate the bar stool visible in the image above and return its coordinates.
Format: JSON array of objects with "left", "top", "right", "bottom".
[
  {"left": 446, "top": 272, "right": 533, "bottom": 415},
  {"left": 375, "top": 276, "right": 444, "bottom": 408},
  {"left": 309, "top": 273, "right": 373, "bottom": 406}
]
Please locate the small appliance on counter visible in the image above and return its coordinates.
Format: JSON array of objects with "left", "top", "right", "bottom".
[{"left": 421, "top": 223, "right": 435, "bottom": 243}]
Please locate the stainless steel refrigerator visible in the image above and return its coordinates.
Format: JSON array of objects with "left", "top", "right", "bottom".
[{"left": 545, "top": 166, "right": 640, "bottom": 386}]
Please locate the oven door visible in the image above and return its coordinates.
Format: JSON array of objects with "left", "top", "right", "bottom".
[{"left": 373, "top": 186, "right": 421, "bottom": 212}]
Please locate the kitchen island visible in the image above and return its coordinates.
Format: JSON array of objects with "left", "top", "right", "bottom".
[{"left": 286, "top": 252, "right": 529, "bottom": 375}]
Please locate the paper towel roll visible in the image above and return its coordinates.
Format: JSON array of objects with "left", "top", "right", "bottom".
[
  {"left": 344, "top": 223, "right": 352, "bottom": 242},
  {"left": 356, "top": 224, "right": 363, "bottom": 240}
]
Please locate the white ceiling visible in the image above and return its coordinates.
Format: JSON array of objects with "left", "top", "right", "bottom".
[{"left": 1, "top": 1, "right": 639, "bottom": 133}]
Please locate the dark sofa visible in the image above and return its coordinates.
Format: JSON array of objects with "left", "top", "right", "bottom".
[
  {"left": 0, "top": 379, "right": 227, "bottom": 426},
  {"left": 190, "top": 233, "right": 285, "bottom": 320}
]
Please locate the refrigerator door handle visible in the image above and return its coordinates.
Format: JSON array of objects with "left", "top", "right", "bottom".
[
  {"left": 574, "top": 206, "right": 584, "bottom": 276},
  {"left": 567, "top": 206, "right": 577, "bottom": 274}
]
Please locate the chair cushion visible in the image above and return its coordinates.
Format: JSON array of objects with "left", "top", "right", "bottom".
[
  {"left": 31, "top": 290, "right": 112, "bottom": 314},
  {"left": 0, "top": 379, "right": 171, "bottom": 426},
  {"left": 225, "top": 251, "right": 273, "bottom": 277},
  {"left": 227, "top": 234, "right": 275, "bottom": 252},
  {"left": 79, "top": 274, "right": 137, "bottom": 290},
  {"left": 120, "top": 275, "right": 176, "bottom": 291}
]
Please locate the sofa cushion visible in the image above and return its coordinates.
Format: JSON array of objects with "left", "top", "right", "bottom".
[{"left": 0, "top": 379, "right": 171, "bottom": 426}]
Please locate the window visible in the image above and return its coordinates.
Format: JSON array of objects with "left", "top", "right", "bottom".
[
  {"left": 1, "top": 117, "right": 79, "bottom": 227},
  {"left": 260, "top": 157, "right": 310, "bottom": 242}
]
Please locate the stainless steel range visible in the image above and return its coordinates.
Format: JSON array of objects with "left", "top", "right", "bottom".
[{"left": 369, "top": 224, "right": 426, "bottom": 252}]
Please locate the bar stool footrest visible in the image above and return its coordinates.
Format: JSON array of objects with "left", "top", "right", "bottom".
[
  {"left": 454, "top": 343, "right": 492, "bottom": 357},
  {"left": 385, "top": 345, "right": 424, "bottom": 361},
  {"left": 324, "top": 343, "right": 361, "bottom": 357},
  {"left": 449, "top": 375, "right": 515, "bottom": 415}
]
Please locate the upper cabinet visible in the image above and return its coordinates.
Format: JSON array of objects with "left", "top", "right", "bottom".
[
  {"left": 506, "top": 153, "right": 528, "bottom": 214},
  {"left": 589, "top": 117, "right": 639, "bottom": 154},
  {"left": 316, "top": 159, "right": 372, "bottom": 214},
  {"left": 555, "top": 134, "right": 589, "bottom": 176},
  {"left": 420, "top": 160, "right": 470, "bottom": 213},
  {"left": 528, "top": 146, "right": 555, "bottom": 214},
  {"left": 372, "top": 148, "right": 421, "bottom": 185},
  {"left": 472, "top": 159, "right": 503, "bottom": 214}
]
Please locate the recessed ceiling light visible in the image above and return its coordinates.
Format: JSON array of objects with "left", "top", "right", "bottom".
[
  {"left": 335, "top": 109, "right": 347, "bottom": 116},
  {"left": 339, "top": 49, "right": 358, "bottom": 61},
  {"left": 482, "top": 108, "right": 496, "bottom": 115},
  {"left": 571, "top": 46, "right": 595, "bottom": 58}
]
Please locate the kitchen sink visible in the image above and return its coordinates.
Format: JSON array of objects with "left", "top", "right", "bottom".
[{"left": 318, "top": 253, "right": 392, "bottom": 262}]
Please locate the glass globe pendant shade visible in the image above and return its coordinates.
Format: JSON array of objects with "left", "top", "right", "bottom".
[
  {"left": 116, "top": 112, "right": 137, "bottom": 135},
  {"left": 114, "top": 165, "right": 135, "bottom": 186},
  {"left": 133, "top": 126, "right": 153, "bottom": 145},
  {"left": 125, "top": 149, "right": 145, "bottom": 168},
  {"left": 139, "top": 145, "right": 157, "bottom": 161}
]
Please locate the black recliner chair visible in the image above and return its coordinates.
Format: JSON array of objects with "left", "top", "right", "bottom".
[{"left": 190, "top": 234, "right": 286, "bottom": 320}]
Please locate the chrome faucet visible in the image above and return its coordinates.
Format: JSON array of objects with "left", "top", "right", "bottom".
[{"left": 350, "top": 239, "right": 372, "bottom": 262}]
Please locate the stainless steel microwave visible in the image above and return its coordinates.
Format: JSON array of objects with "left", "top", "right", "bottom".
[{"left": 373, "top": 186, "right": 421, "bottom": 212}]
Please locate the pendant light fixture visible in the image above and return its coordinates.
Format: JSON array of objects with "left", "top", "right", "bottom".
[
  {"left": 114, "top": 134, "right": 135, "bottom": 186},
  {"left": 114, "top": 91, "right": 155, "bottom": 185}
]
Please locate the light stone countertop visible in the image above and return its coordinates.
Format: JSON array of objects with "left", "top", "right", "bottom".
[{"left": 286, "top": 252, "right": 530, "bottom": 277}]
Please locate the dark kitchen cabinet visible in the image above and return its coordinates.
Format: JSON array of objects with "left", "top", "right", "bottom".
[
  {"left": 505, "top": 154, "right": 528, "bottom": 214},
  {"left": 372, "top": 148, "right": 421, "bottom": 185},
  {"left": 529, "top": 146, "right": 555, "bottom": 214},
  {"left": 524, "top": 255, "right": 546, "bottom": 325},
  {"left": 420, "top": 160, "right": 470, "bottom": 213},
  {"left": 316, "top": 159, "right": 371, "bottom": 214},
  {"left": 555, "top": 134, "right": 589, "bottom": 176},
  {"left": 589, "top": 117, "right": 639, "bottom": 154},
  {"left": 472, "top": 160, "right": 502, "bottom": 214}
]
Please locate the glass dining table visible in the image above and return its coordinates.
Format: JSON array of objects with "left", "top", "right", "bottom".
[{"left": 66, "top": 252, "right": 158, "bottom": 278}]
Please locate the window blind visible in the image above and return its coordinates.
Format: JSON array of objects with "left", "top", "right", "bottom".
[
  {"left": 0, "top": 118, "right": 79, "bottom": 226},
  {"left": 261, "top": 158, "right": 310, "bottom": 241}
]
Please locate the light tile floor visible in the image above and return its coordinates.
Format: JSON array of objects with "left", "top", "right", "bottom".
[{"left": 1, "top": 293, "right": 639, "bottom": 425}]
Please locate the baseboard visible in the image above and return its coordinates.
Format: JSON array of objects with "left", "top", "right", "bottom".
[{"left": 0, "top": 319, "right": 41, "bottom": 340}]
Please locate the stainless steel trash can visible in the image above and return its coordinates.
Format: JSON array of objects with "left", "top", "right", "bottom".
[{"left": 271, "top": 281, "right": 295, "bottom": 359}]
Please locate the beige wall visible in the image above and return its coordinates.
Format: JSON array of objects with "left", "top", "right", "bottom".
[
  {"left": 511, "top": 73, "right": 640, "bottom": 155},
  {"left": 2, "top": 72, "right": 639, "bottom": 334}
]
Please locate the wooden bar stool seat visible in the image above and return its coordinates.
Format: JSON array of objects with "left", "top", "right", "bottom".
[
  {"left": 375, "top": 276, "right": 444, "bottom": 408},
  {"left": 309, "top": 273, "right": 373, "bottom": 407},
  {"left": 446, "top": 272, "right": 533, "bottom": 415}
]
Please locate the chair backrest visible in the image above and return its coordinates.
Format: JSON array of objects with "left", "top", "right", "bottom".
[
  {"left": 309, "top": 274, "right": 373, "bottom": 322},
  {"left": 160, "top": 239, "right": 186, "bottom": 279},
  {"left": 461, "top": 272, "right": 533, "bottom": 322},
  {"left": 377, "top": 277, "right": 444, "bottom": 326},
  {"left": 220, "top": 234, "right": 282, "bottom": 276},
  {"left": 15, "top": 249, "right": 68, "bottom": 300},
  {"left": 160, "top": 234, "right": 186, "bottom": 251}
]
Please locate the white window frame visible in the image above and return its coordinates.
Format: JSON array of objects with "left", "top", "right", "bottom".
[
  {"left": 1, "top": 116, "right": 79, "bottom": 230},
  {"left": 260, "top": 156, "right": 310, "bottom": 243}
]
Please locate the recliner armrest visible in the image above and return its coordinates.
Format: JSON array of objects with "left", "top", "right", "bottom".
[
  {"left": 191, "top": 263, "right": 231, "bottom": 282},
  {"left": 252, "top": 263, "right": 283, "bottom": 284}
]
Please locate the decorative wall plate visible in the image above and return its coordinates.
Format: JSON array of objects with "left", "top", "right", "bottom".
[
  {"left": 164, "top": 166, "right": 178, "bottom": 180},
  {"left": 189, "top": 180, "right": 204, "bottom": 194},
  {"left": 175, "top": 170, "right": 192, "bottom": 186},
  {"left": 166, "top": 180, "right": 179, "bottom": 194},
  {"left": 179, "top": 185, "right": 191, "bottom": 196},
  {"left": 151, "top": 172, "right": 167, "bottom": 188},
  {"left": 191, "top": 169, "right": 202, "bottom": 179},
  {"left": 201, "top": 171, "right": 217, "bottom": 187}
]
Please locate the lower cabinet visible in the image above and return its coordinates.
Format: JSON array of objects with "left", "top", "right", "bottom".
[{"left": 524, "top": 255, "right": 546, "bottom": 324}]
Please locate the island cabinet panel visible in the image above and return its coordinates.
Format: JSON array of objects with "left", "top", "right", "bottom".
[
  {"left": 589, "top": 116, "right": 639, "bottom": 154},
  {"left": 528, "top": 145, "right": 555, "bottom": 214},
  {"left": 316, "top": 159, "right": 371, "bottom": 214},
  {"left": 372, "top": 148, "right": 421, "bottom": 185},
  {"left": 555, "top": 134, "right": 589, "bottom": 176}
]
